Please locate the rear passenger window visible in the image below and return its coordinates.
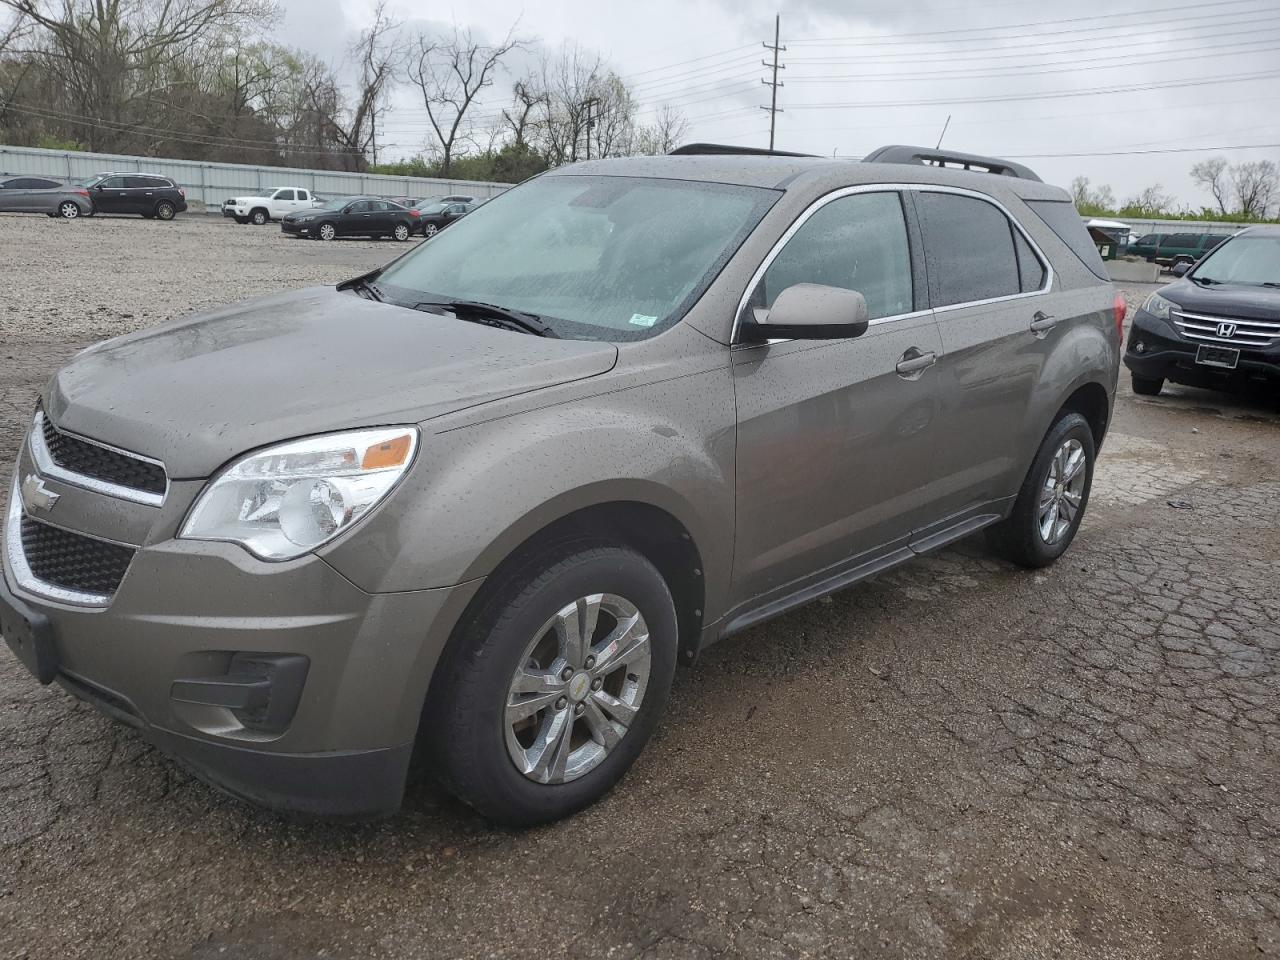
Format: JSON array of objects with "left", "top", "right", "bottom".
[
  {"left": 760, "top": 191, "right": 913, "bottom": 320},
  {"left": 1165, "top": 233, "right": 1198, "bottom": 247},
  {"left": 916, "top": 192, "right": 1020, "bottom": 307},
  {"left": 1013, "top": 229, "right": 1046, "bottom": 292}
]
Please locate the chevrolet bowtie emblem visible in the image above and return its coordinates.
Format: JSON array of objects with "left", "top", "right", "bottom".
[{"left": 21, "top": 474, "right": 60, "bottom": 512}]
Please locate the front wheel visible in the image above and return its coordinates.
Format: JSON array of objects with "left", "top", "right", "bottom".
[
  {"left": 317, "top": 222, "right": 336, "bottom": 241},
  {"left": 425, "top": 544, "right": 678, "bottom": 826},
  {"left": 155, "top": 201, "right": 176, "bottom": 221},
  {"left": 58, "top": 201, "right": 80, "bottom": 219},
  {"left": 1131, "top": 374, "right": 1164, "bottom": 396},
  {"left": 250, "top": 209, "right": 268, "bottom": 225},
  {"left": 986, "top": 412, "right": 1095, "bottom": 568},
  {"left": 423, "top": 222, "right": 439, "bottom": 238}
]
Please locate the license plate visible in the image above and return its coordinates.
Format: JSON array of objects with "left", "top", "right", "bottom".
[
  {"left": 1196, "top": 344, "right": 1239, "bottom": 369},
  {"left": 0, "top": 586, "right": 57, "bottom": 685}
]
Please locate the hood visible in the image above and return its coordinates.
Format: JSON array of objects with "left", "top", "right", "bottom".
[
  {"left": 46, "top": 287, "right": 618, "bottom": 478},
  {"left": 1160, "top": 278, "right": 1280, "bottom": 321}
]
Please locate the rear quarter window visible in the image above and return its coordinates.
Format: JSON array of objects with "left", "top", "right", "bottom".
[
  {"left": 916, "top": 192, "right": 1021, "bottom": 307},
  {"left": 1024, "top": 199, "right": 1109, "bottom": 281}
]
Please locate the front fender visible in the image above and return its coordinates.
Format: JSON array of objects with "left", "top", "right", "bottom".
[{"left": 319, "top": 367, "right": 737, "bottom": 615}]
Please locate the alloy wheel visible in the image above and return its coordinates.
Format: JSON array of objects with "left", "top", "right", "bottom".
[
  {"left": 1038, "top": 438, "right": 1086, "bottom": 544},
  {"left": 394, "top": 224, "right": 409, "bottom": 241},
  {"left": 424, "top": 223, "right": 438, "bottom": 238},
  {"left": 156, "top": 202, "right": 175, "bottom": 220},
  {"left": 59, "top": 202, "right": 79, "bottom": 218},
  {"left": 504, "top": 593, "right": 652, "bottom": 784},
  {"left": 319, "top": 223, "right": 336, "bottom": 241}
]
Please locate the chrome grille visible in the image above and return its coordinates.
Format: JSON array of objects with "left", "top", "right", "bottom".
[
  {"left": 31, "top": 410, "right": 166, "bottom": 506},
  {"left": 1171, "top": 309, "right": 1280, "bottom": 348},
  {"left": 19, "top": 515, "right": 135, "bottom": 597}
]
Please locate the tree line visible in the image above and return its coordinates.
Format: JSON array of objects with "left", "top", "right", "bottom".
[
  {"left": 0, "top": 1, "right": 690, "bottom": 182},
  {"left": 1072, "top": 156, "right": 1279, "bottom": 223}
]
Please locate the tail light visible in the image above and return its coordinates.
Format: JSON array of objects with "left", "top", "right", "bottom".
[
  {"left": 73, "top": 189, "right": 89, "bottom": 197},
  {"left": 1113, "top": 292, "right": 1127, "bottom": 340},
  {"left": 408, "top": 209, "right": 420, "bottom": 217},
  {"left": 178, "top": 187, "right": 186, "bottom": 198}
]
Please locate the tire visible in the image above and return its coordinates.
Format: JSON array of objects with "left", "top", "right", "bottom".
[
  {"left": 424, "top": 543, "right": 678, "bottom": 826},
  {"left": 423, "top": 222, "right": 439, "bottom": 238},
  {"left": 986, "top": 412, "right": 1095, "bottom": 569},
  {"left": 155, "top": 201, "right": 176, "bottom": 221},
  {"left": 317, "top": 222, "right": 336, "bottom": 241},
  {"left": 250, "top": 208, "right": 268, "bottom": 226},
  {"left": 1131, "top": 375, "right": 1164, "bottom": 396},
  {"left": 58, "top": 201, "right": 81, "bottom": 219},
  {"left": 393, "top": 222, "right": 410, "bottom": 241}
]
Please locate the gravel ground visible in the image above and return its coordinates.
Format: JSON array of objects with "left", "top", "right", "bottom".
[{"left": 1, "top": 213, "right": 1278, "bottom": 960}]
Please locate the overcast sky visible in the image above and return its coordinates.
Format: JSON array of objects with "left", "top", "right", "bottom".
[{"left": 277, "top": 0, "right": 1280, "bottom": 209}]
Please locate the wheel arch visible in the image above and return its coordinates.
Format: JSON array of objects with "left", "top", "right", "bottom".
[{"left": 1055, "top": 379, "right": 1111, "bottom": 449}]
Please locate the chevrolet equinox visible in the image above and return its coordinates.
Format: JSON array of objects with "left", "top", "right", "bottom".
[{"left": 1, "top": 145, "right": 1121, "bottom": 825}]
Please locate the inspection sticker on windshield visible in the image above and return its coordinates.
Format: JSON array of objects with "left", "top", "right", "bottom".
[{"left": 629, "top": 313, "right": 658, "bottom": 327}]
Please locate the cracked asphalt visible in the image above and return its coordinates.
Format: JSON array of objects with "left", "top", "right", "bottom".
[{"left": 1, "top": 214, "right": 1278, "bottom": 960}]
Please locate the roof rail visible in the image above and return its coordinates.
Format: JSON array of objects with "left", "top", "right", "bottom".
[
  {"left": 669, "top": 142, "right": 818, "bottom": 158},
  {"left": 863, "top": 145, "right": 1042, "bottom": 182}
]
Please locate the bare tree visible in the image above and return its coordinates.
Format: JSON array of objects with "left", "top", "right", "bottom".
[
  {"left": 1190, "top": 157, "right": 1230, "bottom": 215},
  {"left": 1068, "top": 175, "right": 1115, "bottom": 213},
  {"left": 633, "top": 103, "right": 688, "bottom": 156},
  {"left": 1230, "top": 159, "right": 1278, "bottom": 219},
  {"left": 502, "top": 79, "right": 545, "bottom": 148},
  {"left": 1122, "top": 184, "right": 1173, "bottom": 217},
  {"left": 406, "top": 23, "right": 523, "bottom": 175},
  {"left": 1, "top": 0, "right": 275, "bottom": 150}
]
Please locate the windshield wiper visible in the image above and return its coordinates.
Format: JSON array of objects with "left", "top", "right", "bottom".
[
  {"left": 1189, "top": 275, "right": 1220, "bottom": 286},
  {"left": 1260, "top": 281, "right": 1280, "bottom": 288},
  {"left": 413, "top": 299, "right": 559, "bottom": 338}
]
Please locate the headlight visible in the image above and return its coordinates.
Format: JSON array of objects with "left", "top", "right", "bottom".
[
  {"left": 180, "top": 427, "right": 418, "bottom": 560},
  {"left": 1142, "top": 292, "right": 1176, "bottom": 320}
]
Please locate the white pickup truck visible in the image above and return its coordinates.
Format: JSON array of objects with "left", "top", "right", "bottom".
[{"left": 222, "top": 187, "right": 321, "bottom": 225}]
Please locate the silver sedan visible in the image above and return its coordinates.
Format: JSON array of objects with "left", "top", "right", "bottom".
[{"left": 0, "top": 175, "right": 94, "bottom": 218}]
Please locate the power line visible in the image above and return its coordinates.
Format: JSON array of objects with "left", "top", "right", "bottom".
[{"left": 1004, "top": 142, "right": 1280, "bottom": 159}]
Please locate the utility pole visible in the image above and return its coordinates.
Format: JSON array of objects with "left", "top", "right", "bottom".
[
  {"left": 761, "top": 14, "right": 784, "bottom": 151},
  {"left": 583, "top": 96, "right": 600, "bottom": 160}
]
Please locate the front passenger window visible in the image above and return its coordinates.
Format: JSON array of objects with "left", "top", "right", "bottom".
[{"left": 759, "top": 191, "right": 913, "bottom": 319}]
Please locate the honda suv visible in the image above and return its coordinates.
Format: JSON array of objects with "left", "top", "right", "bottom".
[
  {"left": 1125, "top": 225, "right": 1280, "bottom": 396},
  {"left": 1, "top": 145, "right": 1120, "bottom": 825}
]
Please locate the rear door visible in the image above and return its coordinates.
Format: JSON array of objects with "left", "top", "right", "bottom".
[
  {"left": 910, "top": 188, "right": 1053, "bottom": 530},
  {"left": 0, "top": 177, "right": 34, "bottom": 211},
  {"left": 122, "top": 176, "right": 157, "bottom": 214},
  {"left": 25, "top": 177, "right": 64, "bottom": 212},
  {"left": 732, "top": 189, "right": 943, "bottom": 605}
]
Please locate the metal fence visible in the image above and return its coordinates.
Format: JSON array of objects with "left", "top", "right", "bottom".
[{"left": 0, "top": 143, "right": 513, "bottom": 210}]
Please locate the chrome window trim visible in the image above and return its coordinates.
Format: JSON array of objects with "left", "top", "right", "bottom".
[
  {"left": 31, "top": 410, "right": 167, "bottom": 508},
  {"left": 731, "top": 182, "right": 1054, "bottom": 344},
  {"left": 4, "top": 470, "right": 115, "bottom": 607}
]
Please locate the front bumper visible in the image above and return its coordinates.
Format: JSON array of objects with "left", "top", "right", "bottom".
[
  {"left": 1, "top": 434, "right": 482, "bottom": 817},
  {"left": 281, "top": 219, "right": 313, "bottom": 235},
  {"left": 1124, "top": 310, "right": 1280, "bottom": 388}
]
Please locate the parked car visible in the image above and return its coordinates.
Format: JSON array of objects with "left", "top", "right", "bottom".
[
  {"left": 414, "top": 198, "right": 474, "bottom": 236},
  {"left": 280, "top": 196, "right": 418, "bottom": 241},
  {"left": 1124, "top": 225, "right": 1279, "bottom": 396},
  {"left": 82, "top": 173, "right": 187, "bottom": 220},
  {"left": 224, "top": 187, "right": 321, "bottom": 224},
  {"left": 0, "top": 175, "right": 93, "bottom": 218},
  {"left": 1, "top": 144, "right": 1120, "bottom": 826},
  {"left": 1128, "top": 231, "right": 1227, "bottom": 268}
]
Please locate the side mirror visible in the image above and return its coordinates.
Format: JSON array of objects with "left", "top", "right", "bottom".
[
  {"left": 1171, "top": 262, "right": 1191, "bottom": 277},
  {"left": 741, "top": 283, "right": 871, "bottom": 342}
]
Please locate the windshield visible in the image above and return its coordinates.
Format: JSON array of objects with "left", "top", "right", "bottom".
[
  {"left": 377, "top": 175, "right": 779, "bottom": 340},
  {"left": 416, "top": 201, "right": 449, "bottom": 214},
  {"left": 1190, "top": 235, "right": 1280, "bottom": 286},
  {"left": 317, "top": 197, "right": 348, "bottom": 210}
]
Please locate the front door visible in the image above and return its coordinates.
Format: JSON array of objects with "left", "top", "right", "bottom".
[
  {"left": 909, "top": 189, "right": 1054, "bottom": 525},
  {"left": 732, "top": 190, "right": 943, "bottom": 607},
  {"left": 93, "top": 175, "right": 130, "bottom": 214}
]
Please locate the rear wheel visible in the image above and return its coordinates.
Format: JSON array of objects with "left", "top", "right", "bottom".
[
  {"left": 317, "top": 222, "right": 336, "bottom": 241},
  {"left": 58, "top": 201, "right": 80, "bottom": 219},
  {"left": 425, "top": 544, "right": 677, "bottom": 826},
  {"left": 393, "top": 222, "right": 410, "bottom": 241},
  {"left": 155, "top": 201, "right": 176, "bottom": 221},
  {"left": 986, "top": 412, "right": 1095, "bottom": 568},
  {"left": 1131, "top": 375, "right": 1164, "bottom": 396}
]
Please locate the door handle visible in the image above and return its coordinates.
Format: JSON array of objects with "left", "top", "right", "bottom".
[
  {"left": 1029, "top": 310, "right": 1059, "bottom": 335},
  {"left": 896, "top": 348, "right": 937, "bottom": 379}
]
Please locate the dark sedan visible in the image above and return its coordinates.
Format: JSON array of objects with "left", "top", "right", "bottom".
[
  {"left": 0, "top": 175, "right": 94, "bottom": 218},
  {"left": 413, "top": 199, "right": 474, "bottom": 237},
  {"left": 281, "top": 196, "right": 418, "bottom": 241},
  {"left": 1125, "top": 225, "right": 1280, "bottom": 396}
]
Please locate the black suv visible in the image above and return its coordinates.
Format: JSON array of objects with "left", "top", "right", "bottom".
[
  {"left": 1125, "top": 226, "right": 1280, "bottom": 395},
  {"left": 83, "top": 173, "right": 188, "bottom": 219}
]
